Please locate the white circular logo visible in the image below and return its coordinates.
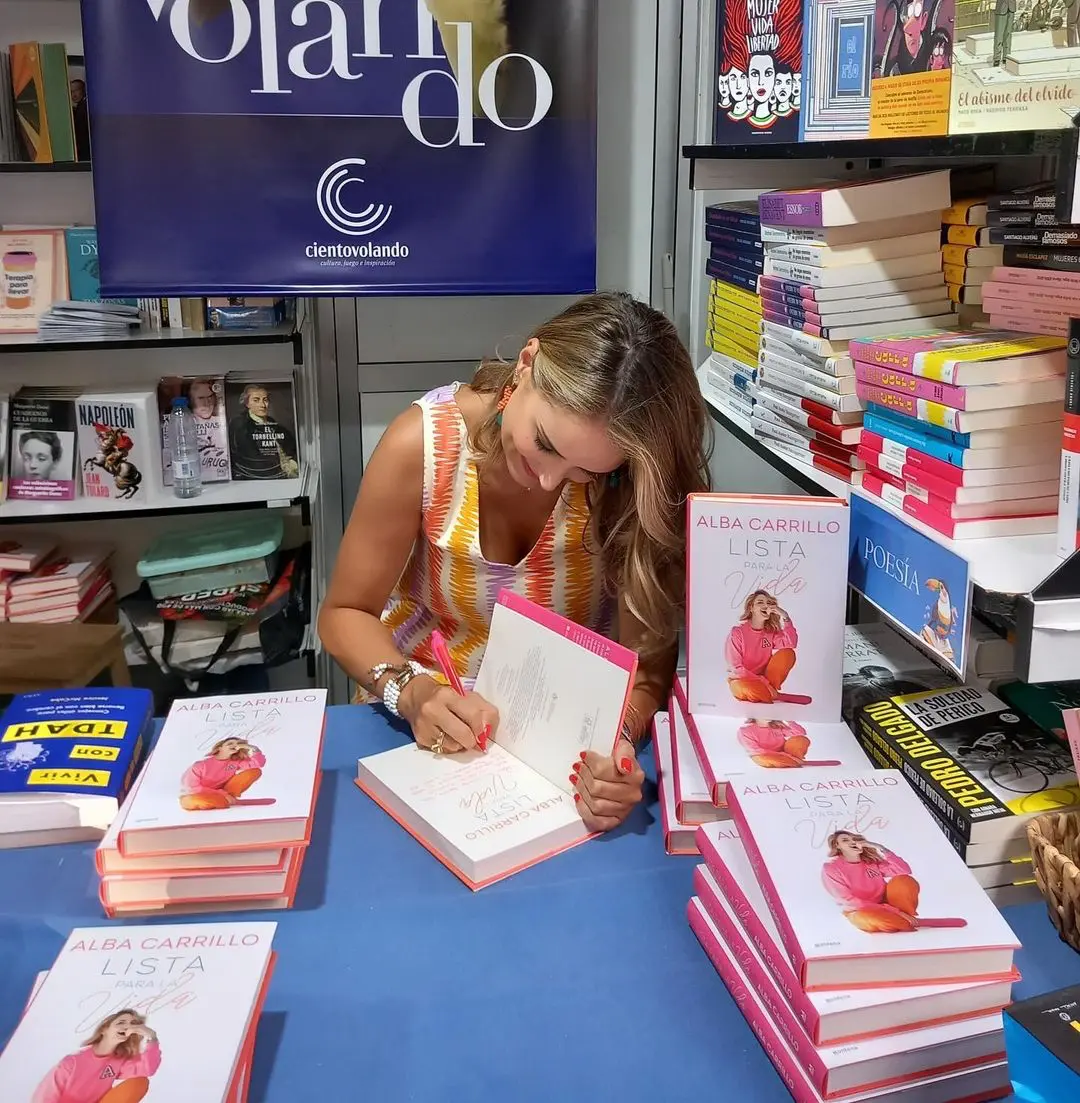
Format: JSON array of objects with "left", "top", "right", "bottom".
[{"left": 316, "top": 158, "right": 393, "bottom": 237}]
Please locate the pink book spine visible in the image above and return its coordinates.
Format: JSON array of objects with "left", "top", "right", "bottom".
[
  {"left": 861, "top": 480, "right": 965, "bottom": 537},
  {"left": 496, "top": 588, "right": 637, "bottom": 673},
  {"left": 985, "top": 312, "right": 1067, "bottom": 338},
  {"left": 759, "top": 190, "right": 827, "bottom": 228},
  {"left": 981, "top": 295, "right": 1071, "bottom": 322},
  {"left": 686, "top": 902, "right": 817, "bottom": 1103},
  {"left": 802, "top": 322, "right": 826, "bottom": 337},
  {"left": 855, "top": 362, "right": 969, "bottom": 408},
  {"left": 670, "top": 678, "right": 723, "bottom": 806},
  {"left": 726, "top": 786, "right": 809, "bottom": 984},
  {"left": 692, "top": 868, "right": 829, "bottom": 1090},
  {"left": 990, "top": 265, "right": 1080, "bottom": 291},
  {"left": 759, "top": 275, "right": 819, "bottom": 301},
  {"left": 668, "top": 691, "right": 689, "bottom": 818},
  {"left": 695, "top": 829, "right": 820, "bottom": 1038},
  {"left": 981, "top": 281, "right": 1080, "bottom": 308},
  {"left": 857, "top": 442, "right": 964, "bottom": 487},
  {"left": 1062, "top": 709, "right": 1080, "bottom": 784}
]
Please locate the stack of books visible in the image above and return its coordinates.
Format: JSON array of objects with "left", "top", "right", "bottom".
[
  {"left": 849, "top": 331, "right": 1066, "bottom": 539},
  {"left": 852, "top": 683, "right": 1078, "bottom": 907},
  {"left": 702, "top": 200, "right": 763, "bottom": 420},
  {"left": 0, "top": 540, "right": 115, "bottom": 623},
  {"left": 93, "top": 689, "right": 326, "bottom": 917},
  {"left": 0, "top": 687, "right": 152, "bottom": 849},
  {"left": 941, "top": 197, "right": 990, "bottom": 326},
  {"left": 748, "top": 169, "right": 956, "bottom": 484},
  {"left": 0, "top": 921, "right": 276, "bottom": 1101},
  {"left": 687, "top": 789, "right": 1018, "bottom": 1101}
]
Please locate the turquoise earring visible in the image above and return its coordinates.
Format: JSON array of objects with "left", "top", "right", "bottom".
[{"left": 608, "top": 470, "right": 621, "bottom": 489}]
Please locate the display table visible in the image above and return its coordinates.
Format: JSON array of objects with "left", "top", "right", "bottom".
[{"left": 1, "top": 704, "right": 1078, "bottom": 1101}]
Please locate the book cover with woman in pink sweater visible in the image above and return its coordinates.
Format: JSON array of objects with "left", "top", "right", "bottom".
[
  {"left": 179, "top": 736, "right": 273, "bottom": 812},
  {"left": 32, "top": 1010, "right": 160, "bottom": 1103},
  {"left": 821, "top": 830, "right": 967, "bottom": 934},
  {"left": 725, "top": 590, "right": 811, "bottom": 705},
  {"left": 736, "top": 719, "right": 843, "bottom": 768}
]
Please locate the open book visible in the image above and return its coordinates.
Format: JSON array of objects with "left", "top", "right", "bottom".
[{"left": 356, "top": 590, "right": 637, "bottom": 889}]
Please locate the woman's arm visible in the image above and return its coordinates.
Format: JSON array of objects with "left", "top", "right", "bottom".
[{"left": 616, "top": 596, "right": 677, "bottom": 746}]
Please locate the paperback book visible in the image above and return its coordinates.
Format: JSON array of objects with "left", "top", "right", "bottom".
[
  {"left": 727, "top": 766, "right": 1021, "bottom": 989},
  {"left": 0, "top": 922, "right": 276, "bottom": 1102},
  {"left": 685, "top": 493, "right": 850, "bottom": 722},
  {"left": 75, "top": 391, "right": 161, "bottom": 505},
  {"left": 356, "top": 589, "right": 637, "bottom": 890},
  {"left": 118, "top": 690, "right": 327, "bottom": 857}
]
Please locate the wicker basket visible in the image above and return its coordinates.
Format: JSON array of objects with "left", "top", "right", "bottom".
[{"left": 1028, "top": 811, "right": 1080, "bottom": 953}]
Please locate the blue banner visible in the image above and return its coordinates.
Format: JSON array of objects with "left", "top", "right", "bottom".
[
  {"left": 847, "top": 492, "right": 972, "bottom": 678},
  {"left": 80, "top": 0, "right": 597, "bottom": 296}
]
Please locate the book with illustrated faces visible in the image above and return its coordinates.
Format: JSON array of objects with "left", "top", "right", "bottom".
[
  {"left": 0, "top": 922, "right": 276, "bottom": 1102},
  {"left": 158, "top": 376, "right": 231, "bottom": 485},
  {"left": 695, "top": 822, "right": 1015, "bottom": 1047},
  {"left": 117, "top": 690, "right": 327, "bottom": 858},
  {"left": 356, "top": 589, "right": 638, "bottom": 890},
  {"left": 687, "top": 899, "right": 1013, "bottom": 1103},
  {"left": 727, "top": 766, "right": 1021, "bottom": 990},
  {"left": 692, "top": 862, "right": 1006, "bottom": 1097},
  {"left": 7, "top": 388, "right": 78, "bottom": 501},
  {"left": 224, "top": 374, "right": 301, "bottom": 482},
  {"left": 672, "top": 676, "right": 868, "bottom": 807},
  {"left": 76, "top": 391, "right": 163, "bottom": 505},
  {"left": 686, "top": 493, "right": 850, "bottom": 723}
]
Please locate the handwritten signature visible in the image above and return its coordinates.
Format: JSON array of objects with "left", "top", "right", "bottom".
[{"left": 459, "top": 772, "right": 520, "bottom": 819}]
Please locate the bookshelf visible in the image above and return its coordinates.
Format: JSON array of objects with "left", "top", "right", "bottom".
[{"left": 0, "top": 324, "right": 301, "bottom": 356}]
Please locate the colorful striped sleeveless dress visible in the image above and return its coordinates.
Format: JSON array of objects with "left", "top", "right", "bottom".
[{"left": 366, "top": 383, "right": 613, "bottom": 698}]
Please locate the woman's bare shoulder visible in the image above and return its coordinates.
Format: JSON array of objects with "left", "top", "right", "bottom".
[{"left": 365, "top": 403, "right": 424, "bottom": 486}]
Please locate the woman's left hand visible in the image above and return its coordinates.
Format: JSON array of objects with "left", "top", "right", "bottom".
[{"left": 570, "top": 738, "right": 645, "bottom": 832}]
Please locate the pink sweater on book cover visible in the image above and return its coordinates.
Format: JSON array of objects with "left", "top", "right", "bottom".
[
  {"left": 737, "top": 720, "right": 807, "bottom": 755},
  {"left": 181, "top": 751, "right": 266, "bottom": 794},
  {"left": 821, "top": 850, "right": 912, "bottom": 910},
  {"left": 724, "top": 621, "right": 798, "bottom": 678},
  {"left": 33, "top": 1041, "right": 162, "bottom": 1103}
]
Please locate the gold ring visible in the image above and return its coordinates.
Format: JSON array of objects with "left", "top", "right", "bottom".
[{"left": 432, "top": 729, "right": 446, "bottom": 755}]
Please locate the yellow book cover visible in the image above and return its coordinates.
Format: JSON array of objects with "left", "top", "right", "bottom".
[
  {"left": 710, "top": 315, "right": 760, "bottom": 358},
  {"left": 710, "top": 279, "right": 762, "bottom": 314},
  {"left": 945, "top": 225, "right": 986, "bottom": 246},
  {"left": 9, "top": 43, "right": 52, "bottom": 163},
  {"left": 709, "top": 302, "right": 762, "bottom": 339},
  {"left": 868, "top": 0, "right": 953, "bottom": 138},
  {"left": 706, "top": 330, "right": 757, "bottom": 369},
  {"left": 941, "top": 198, "right": 989, "bottom": 226}
]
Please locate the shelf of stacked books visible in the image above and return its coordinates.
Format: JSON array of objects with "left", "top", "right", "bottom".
[{"left": 0, "top": 321, "right": 298, "bottom": 353}]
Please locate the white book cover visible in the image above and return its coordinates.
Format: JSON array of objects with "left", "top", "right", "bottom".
[
  {"left": 356, "top": 589, "right": 637, "bottom": 889},
  {"left": 686, "top": 493, "right": 850, "bottom": 722},
  {"left": 673, "top": 682, "right": 866, "bottom": 806},
  {"left": 76, "top": 391, "right": 164, "bottom": 505},
  {"left": 696, "top": 823, "right": 1013, "bottom": 1046},
  {"left": 670, "top": 677, "right": 728, "bottom": 824},
  {"left": 727, "top": 767, "right": 1021, "bottom": 989},
  {"left": 0, "top": 922, "right": 274, "bottom": 1102},
  {"left": 118, "top": 691, "right": 326, "bottom": 856},
  {"left": 687, "top": 898, "right": 1012, "bottom": 1103}
]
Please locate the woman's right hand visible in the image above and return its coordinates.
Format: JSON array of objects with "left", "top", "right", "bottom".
[{"left": 399, "top": 676, "right": 499, "bottom": 753}]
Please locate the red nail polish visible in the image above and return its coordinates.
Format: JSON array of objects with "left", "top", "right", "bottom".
[
  {"left": 573, "top": 793, "right": 580, "bottom": 802},
  {"left": 579, "top": 751, "right": 587, "bottom": 761},
  {"left": 571, "top": 761, "right": 581, "bottom": 773},
  {"left": 620, "top": 758, "right": 633, "bottom": 773},
  {"left": 568, "top": 774, "right": 577, "bottom": 785}
]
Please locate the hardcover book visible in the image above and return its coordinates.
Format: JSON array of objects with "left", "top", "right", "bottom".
[
  {"left": 0, "top": 922, "right": 276, "bottom": 1102},
  {"left": 687, "top": 898, "right": 1013, "bottom": 1103},
  {"left": 727, "top": 765, "right": 1021, "bottom": 988},
  {"left": 855, "top": 686, "right": 1080, "bottom": 847},
  {"left": 655, "top": 713, "right": 697, "bottom": 855},
  {"left": 693, "top": 863, "right": 1005, "bottom": 1095},
  {"left": 670, "top": 678, "right": 730, "bottom": 825},
  {"left": 800, "top": 0, "right": 874, "bottom": 141},
  {"left": 696, "top": 822, "right": 1014, "bottom": 1045},
  {"left": 356, "top": 590, "right": 637, "bottom": 890},
  {"left": 713, "top": 0, "right": 803, "bottom": 144},
  {"left": 117, "top": 690, "right": 327, "bottom": 857},
  {"left": 685, "top": 492, "right": 850, "bottom": 722},
  {"left": 76, "top": 391, "right": 162, "bottom": 505},
  {"left": 0, "top": 688, "right": 152, "bottom": 840}
]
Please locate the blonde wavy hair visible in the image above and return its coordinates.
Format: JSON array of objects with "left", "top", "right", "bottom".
[{"left": 469, "top": 292, "right": 711, "bottom": 661}]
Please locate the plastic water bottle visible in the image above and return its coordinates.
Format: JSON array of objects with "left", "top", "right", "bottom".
[{"left": 169, "top": 395, "right": 203, "bottom": 499}]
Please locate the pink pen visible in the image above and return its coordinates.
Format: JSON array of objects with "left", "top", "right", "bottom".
[{"left": 430, "top": 629, "right": 488, "bottom": 751}]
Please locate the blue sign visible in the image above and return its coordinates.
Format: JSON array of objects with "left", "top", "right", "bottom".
[
  {"left": 847, "top": 492, "right": 972, "bottom": 677},
  {"left": 80, "top": 0, "right": 597, "bottom": 296}
]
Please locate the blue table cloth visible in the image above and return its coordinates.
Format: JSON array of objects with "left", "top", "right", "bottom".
[{"left": 1, "top": 704, "right": 1078, "bottom": 1101}]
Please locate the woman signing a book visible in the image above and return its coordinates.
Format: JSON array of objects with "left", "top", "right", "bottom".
[{"left": 320, "top": 292, "right": 711, "bottom": 832}]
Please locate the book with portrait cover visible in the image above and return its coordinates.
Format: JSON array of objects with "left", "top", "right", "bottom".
[
  {"left": 0, "top": 922, "right": 276, "bottom": 1102},
  {"left": 727, "top": 765, "right": 1021, "bottom": 989},
  {"left": 224, "top": 374, "right": 301, "bottom": 482},
  {"left": 117, "top": 690, "right": 326, "bottom": 858},
  {"left": 7, "top": 389, "right": 78, "bottom": 501},
  {"left": 685, "top": 492, "right": 850, "bottom": 722},
  {"left": 158, "top": 376, "right": 231, "bottom": 485}
]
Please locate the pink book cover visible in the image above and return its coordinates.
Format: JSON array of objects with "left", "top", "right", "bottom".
[
  {"left": 849, "top": 332, "right": 1064, "bottom": 384},
  {"left": 980, "top": 297, "right": 1072, "bottom": 325},
  {"left": 685, "top": 493, "right": 849, "bottom": 722},
  {"left": 981, "top": 281, "right": 1080, "bottom": 308},
  {"left": 692, "top": 866, "right": 1005, "bottom": 1095},
  {"left": 860, "top": 474, "right": 1052, "bottom": 532},
  {"left": 8, "top": 545, "right": 111, "bottom": 597},
  {"left": 687, "top": 900, "right": 1011, "bottom": 1103},
  {"left": 990, "top": 265, "right": 1080, "bottom": 290},
  {"left": 695, "top": 824, "right": 1012, "bottom": 1047},
  {"left": 0, "top": 536, "right": 55, "bottom": 572},
  {"left": 726, "top": 767, "right": 1020, "bottom": 990},
  {"left": 853, "top": 363, "right": 1056, "bottom": 412},
  {"left": 653, "top": 713, "right": 696, "bottom": 857},
  {"left": 985, "top": 312, "right": 1068, "bottom": 338},
  {"left": 1063, "top": 709, "right": 1080, "bottom": 791}
]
